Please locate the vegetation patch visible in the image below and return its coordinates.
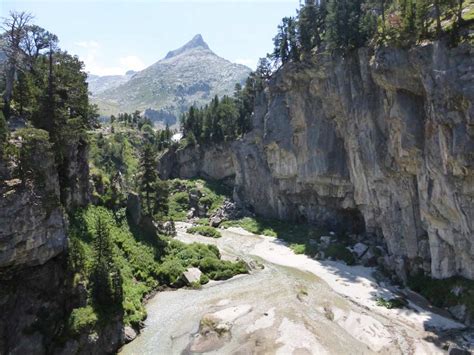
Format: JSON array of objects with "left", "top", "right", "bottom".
[
  {"left": 408, "top": 274, "right": 474, "bottom": 318},
  {"left": 67, "top": 306, "right": 98, "bottom": 335},
  {"left": 166, "top": 178, "right": 230, "bottom": 221},
  {"left": 376, "top": 297, "right": 408, "bottom": 309},
  {"left": 290, "top": 243, "right": 306, "bottom": 255},
  {"left": 68, "top": 205, "right": 246, "bottom": 331},
  {"left": 161, "top": 240, "right": 247, "bottom": 282},
  {"left": 324, "top": 244, "right": 355, "bottom": 265},
  {"left": 187, "top": 226, "right": 222, "bottom": 238},
  {"left": 222, "top": 216, "right": 358, "bottom": 264}
]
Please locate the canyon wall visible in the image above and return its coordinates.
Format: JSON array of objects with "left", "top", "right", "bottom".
[
  {"left": 0, "top": 130, "right": 101, "bottom": 354},
  {"left": 166, "top": 42, "right": 473, "bottom": 281}
]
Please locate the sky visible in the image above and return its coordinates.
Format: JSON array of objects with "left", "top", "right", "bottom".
[{"left": 1, "top": 0, "right": 300, "bottom": 75}]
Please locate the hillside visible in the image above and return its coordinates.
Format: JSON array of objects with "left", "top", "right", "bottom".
[
  {"left": 90, "top": 34, "right": 251, "bottom": 127},
  {"left": 87, "top": 70, "right": 136, "bottom": 94}
]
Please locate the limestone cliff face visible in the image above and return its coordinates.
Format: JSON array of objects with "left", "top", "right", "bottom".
[
  {"left": 0, "top": 130, "right": 93, "bottom": 353},
  {"left": 160, "top": 42, "right": 473, "bottom": 281},
  {"left": 0, "top": 132, "right": 67, "bottom": 269},
  {"left": 158, "top": 143, "right": 235, "bottom": 183},
  {"left": 0, "top": 132, "right": 90, "bottom": 270},
  {"left": 233, "top": 42, "right": 473, "bottom": 280}
]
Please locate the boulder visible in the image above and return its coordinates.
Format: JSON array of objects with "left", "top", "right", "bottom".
[
  {"left": 360, "top": 247, "right": 377, "bottom": 267},
  {"left": 448, "top": 304, "right": 468, "bottom": 323},
  {"left": 182, "top": 267, "right": 202, "bottom": 285},
  {"left": 123, "top": 326, "right": 137, "bottom": 343},
  {"left": 352, "top": 243, "right": 369, "bottom": 258},
  {"left": 187, "top": 208, "right": 196, "bottom": 219},
  {"left": 319, "top": 236, "right": 332, "bottom": 247},
  {"left": 447, "top": 344, "right": 471, "bottom": 355}
]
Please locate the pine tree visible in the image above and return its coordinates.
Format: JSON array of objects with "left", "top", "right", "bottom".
[
  {"left": 415, "top": 0, "right": 430, "bottom": 39},
  {"left": 140, "top": 144, "right": 158, "bottom": 217},
  {"left": 298, "top": 2, "right": 322, "bottom": 53},
  {"left": 154, "top": 179, "right": 169, "bottom": 217},
  {"left": 273, "top": 17, "right": 291, "bottom": 63},
  {"left": 90, "top": 215, "right": 116, "bottom": 307},
  {"left": 401, "top": 0, "right": 417, "bottom": 39}
]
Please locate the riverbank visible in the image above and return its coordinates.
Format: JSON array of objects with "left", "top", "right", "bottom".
[{"left": 120, "top": 223, "right": 472, "bottom": 354}]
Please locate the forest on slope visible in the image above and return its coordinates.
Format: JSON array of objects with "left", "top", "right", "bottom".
[{"left": 0, "top": 0, "right": 473, "bottom": 353}]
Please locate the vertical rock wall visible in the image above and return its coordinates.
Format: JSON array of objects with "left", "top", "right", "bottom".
[{"left": 232, "top": 42, "right": 473, "bottom": 280}]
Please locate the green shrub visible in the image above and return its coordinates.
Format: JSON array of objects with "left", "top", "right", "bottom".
[
  {"left": 161, "top": 240, "right": 245, "bottom": 282},
  {"left": 168, "top": 191, "right": 190, "bottom": 220},
  {"left": 200, "top": 274, "right": 210, "bottom": 285},
  {"left": 325, "top": 244, "right": 355, "bottom": 265},
  {"left": 173, "top": 191, "right": 190, "bottom": 206},
  {"left": 199, "top": 195, "right": 214, "bottom": 208},
  {"left": 187, "top": 226, "right": 222, "bottom": 238},
  {"left": 376, "top": 297, "right": 408, "bottom": 309},
  {"left": 408, "top": 274, "right": 474, "bottom": 318},
  {"left": 69, "top": 206, "right": 161, "bottom": 326},
  {"left": 68, "top": 306, "right": 98, "bottom": 335},
  {"left": 157, "top": 259, "right": 185, "bottom": 286},
  {"left": 16, "top": 128, "right": 54, "bottom": 184},
  {"left": 290, "top": 243, "right": 306, "bottom": 254}
]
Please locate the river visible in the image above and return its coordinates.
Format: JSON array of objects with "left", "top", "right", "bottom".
[{"left": 121, "top": 223, "right": 465, "bottom": 355}]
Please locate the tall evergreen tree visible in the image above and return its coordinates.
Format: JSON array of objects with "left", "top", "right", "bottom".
[
  {"left": 415, "top": 0, "right": 430, "bottom": 38},
  {"left": 140, "top": 144, "right": 159, "bottom": 217},
  {"left": 90, "top": 215, "right": 116, "bottom": 307}
]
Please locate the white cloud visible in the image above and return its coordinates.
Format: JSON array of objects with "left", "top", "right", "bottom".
[
  {"left": 74, "top": 41, "right": 146, "bottom": 76},
  {"left": 119, "top": 56, "right": 146, "bottom": 72},
  {"left": 235, "top": 58, "right": 257, "bottom": 70}
]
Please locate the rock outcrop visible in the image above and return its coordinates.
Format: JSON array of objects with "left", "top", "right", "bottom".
[
  {"left": 162, "top": 41, "right": 473, "bottom": 281},
  {"left": 0, "top": 130, "right": 67, "bottom": 269},
  {"left": 158, "top": 143, "right": 235, "bottom": 183},
  {"left": 0, "top": 129, "right": 96, "bottom": 354},
  {"left": 233, "top": 42, "right": 473, "bottom": 280}
]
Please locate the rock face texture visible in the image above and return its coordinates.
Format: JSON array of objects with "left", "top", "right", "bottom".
[
  {"left": 0, "top": 131, "right": 67, "bottom": 269},
  {"left": 158, "top": 143, "right": 235, "bottom": 183},
  {"left": 162, "top": 42, "right": 473, "bottom": 281},
  {"left": 233, "top": 42, "right": 473, "bottom": 280},
  {"left": 0, "top": 129, "right": 95, "bottom": 354}
]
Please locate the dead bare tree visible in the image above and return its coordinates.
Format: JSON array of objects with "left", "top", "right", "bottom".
[{"left": 1, "top": 11, "right": 33, "bottom": 118}]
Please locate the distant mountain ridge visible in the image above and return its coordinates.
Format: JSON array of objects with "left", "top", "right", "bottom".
[
  {"left": 87, "top": 71, "right": 136, "bottom": 95},
  {"left": 88, "top": 34, "right": 251, "bottom": 128}
]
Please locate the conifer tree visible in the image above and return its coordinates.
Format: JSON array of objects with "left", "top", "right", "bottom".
[
  {"left": 140, "top": 144, "right": 158, "bottom": 217},
  {"left": 415, "top": 0, "right": 430, "bottom": 38},
  {"left": 90, "top": 215, "right": 116, "bottom": 307}
]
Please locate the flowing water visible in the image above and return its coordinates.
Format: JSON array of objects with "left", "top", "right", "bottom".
[{"left": 121, "top": 223, "right": 465, "bottom": 355}]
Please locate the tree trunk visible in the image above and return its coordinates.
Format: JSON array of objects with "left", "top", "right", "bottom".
[
  {"left": 381, "top": 0, "right": 385, "bottom": 38},
  {"left": 434, "top": 0, "right": 442, "bottom": 35}
]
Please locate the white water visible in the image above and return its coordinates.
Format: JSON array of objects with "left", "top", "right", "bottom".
[{"left": 121, "top": 223, "right": 464, "bottom": 355}]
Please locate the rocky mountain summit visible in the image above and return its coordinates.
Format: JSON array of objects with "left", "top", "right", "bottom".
[{"left": 89, "top": 34, "right": 251, "bottom": 127}]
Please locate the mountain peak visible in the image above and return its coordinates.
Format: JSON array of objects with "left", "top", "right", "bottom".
[{"left": 164, "top": 34, "right": 211, "bottom": 59}]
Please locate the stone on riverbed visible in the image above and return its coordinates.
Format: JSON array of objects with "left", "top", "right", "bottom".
[{"left": 190, "top": 305, "right": 252, "bottom": 352}]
